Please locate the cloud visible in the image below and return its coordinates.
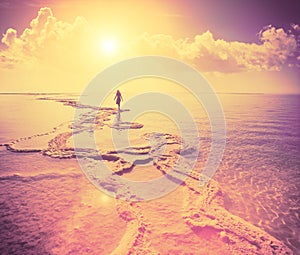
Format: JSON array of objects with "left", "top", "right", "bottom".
[
  {"left": 133, "top": 26, "right": 299, "bottom": 72},
  {"left": 1, "top": 7, "right": 92, "bottom": 70},
  {"left": 0, "top": 7, "right": 299, "bottom": 73},
  {"left": 291, "top": 23, "right": 300, "bottom": 32},
  {"left": 2, "top": 28, "right": 18, "bottom": 47}
]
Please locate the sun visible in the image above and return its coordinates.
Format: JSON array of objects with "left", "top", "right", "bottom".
[{"left": 100, "top": 37, "right": 118, "bottom": 55}]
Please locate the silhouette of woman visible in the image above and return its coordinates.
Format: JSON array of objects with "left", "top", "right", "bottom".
[{"left": 114, "top": 90, "right": 123, "bottom": 110}]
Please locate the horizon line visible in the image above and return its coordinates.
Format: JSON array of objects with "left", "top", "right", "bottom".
[{"left": 0, "top": 92, "right": 299, "bottom": 96}]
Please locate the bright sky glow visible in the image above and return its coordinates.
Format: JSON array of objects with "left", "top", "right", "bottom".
[{"left": 100, "top": 37, "right": 118, "bottom": 55}]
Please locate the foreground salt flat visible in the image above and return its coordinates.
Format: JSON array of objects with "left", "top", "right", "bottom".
[{"left": 0, "top": 96, "right": 293, "bottom": 255}]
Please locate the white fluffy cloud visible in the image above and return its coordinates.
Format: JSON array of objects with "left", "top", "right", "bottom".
[
  {"left": 134, "top": 26, "right": 299, "bottom": 72},
  {"left": 1, "top": 7, "right": 299, "bottom": 73},
  {"left": 1, "top": 7, "right": 91, "bottom": 70}
]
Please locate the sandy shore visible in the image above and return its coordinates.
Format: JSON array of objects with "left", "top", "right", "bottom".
[{"left": 0, "top": 96, "right": 293, "bottom": 254}]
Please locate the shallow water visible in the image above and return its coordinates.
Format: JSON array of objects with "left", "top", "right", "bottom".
[
  {"left": 0, "top": 94, "right": 75, "bottom": 144},
  {"left": 215, "top": 94, "right": 300, "bottom": 253},
  {"left": 0, "top": 92, "right": 299, "bottom": 253}
]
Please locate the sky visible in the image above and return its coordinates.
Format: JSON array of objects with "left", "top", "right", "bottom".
[{"left": 0, "top": 0, "right": 299, "bottom": 93}]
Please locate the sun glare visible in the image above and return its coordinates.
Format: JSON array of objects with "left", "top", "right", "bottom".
[{"left": 100, "top": 37, "right": 118, "bottom": 55}]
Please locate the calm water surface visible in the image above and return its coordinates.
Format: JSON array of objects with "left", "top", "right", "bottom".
[{"left": 0, "top": 93, "right": 299, "bottom": 253}]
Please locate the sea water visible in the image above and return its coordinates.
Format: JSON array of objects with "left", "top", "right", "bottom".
[
  {"left": 0, "top": 93, "right": 299, "bottom": 253},
  {"left": 215, "top": 94, "right": 300, "bottom": 253}
]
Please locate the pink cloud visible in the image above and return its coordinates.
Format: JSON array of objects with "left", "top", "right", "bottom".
[
  {"left": 0, "top": 7, "right": 299, "bottom": 73},
  {"left": 135, "top": 26, "right": 298, "bottom": 72}
]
